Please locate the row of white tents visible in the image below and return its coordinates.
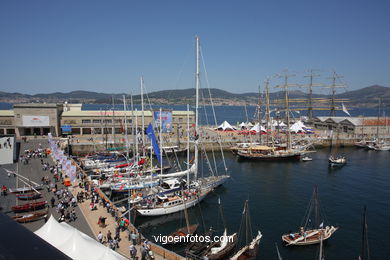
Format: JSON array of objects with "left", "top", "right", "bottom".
[{"left": 216, "top": 120, "right": 312, "bottom": 133}]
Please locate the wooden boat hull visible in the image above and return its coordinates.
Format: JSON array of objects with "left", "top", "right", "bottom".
[
  {"left": 237, "top": 153, "right": 301, "bottom": 161},
  {"left": 206, "top": 233, "right": 238, "bottom": 260},
  {"left": 11, "top": 201, "right": 47, "bottom": 213},
  {"left": 230, "top": 231, "right": 262, "bottom": 260},
  {"left": 17, "top": 193, "right": 42, "bottom": 200},
  {"left": 12, "top": 210, "right": 48, "bottom": 223},
  {"left": 165, "top": 224, "right": 199, "bottom": 244},
  {"left": 282, "top": 226, "right": 338, "bottom": 246}
]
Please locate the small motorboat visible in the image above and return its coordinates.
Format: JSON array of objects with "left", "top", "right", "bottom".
[{"left": 301, "top": 156, "right": 312, "bottom": 162}]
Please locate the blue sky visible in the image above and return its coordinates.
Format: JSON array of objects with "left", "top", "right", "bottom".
[{"left": 0, "top": 0, "right": 389, "bottom": 95}]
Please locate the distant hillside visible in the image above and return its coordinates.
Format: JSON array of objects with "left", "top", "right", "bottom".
[{"left": 0, "top": 85, "right": 388, "bottom": 107}]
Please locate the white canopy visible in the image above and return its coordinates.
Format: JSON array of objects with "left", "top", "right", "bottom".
[
  {"left": 290, "top": 122, "right": 305, "bottom": 133},
  {"left": 238, "top": 122, "right": 247, "bottom": 128},
  {"left": 272, "top": 120, "right": 286, "bottom": 127},
  {"left": 249, "top": 123, "right": 266, "bottom": 133},
  {"left": 35, "top": 216, "right": 126, "bottom": 260},
  {"left": 295, "top": 120, "right": 306, "bottom": 128},
  {"left": 216, "top": 121, "right": 236, "bottom": 131}
]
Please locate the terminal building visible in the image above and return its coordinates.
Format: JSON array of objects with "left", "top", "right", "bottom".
[{"left": 0, "top": 103, "right": 195, "bottom": 138}]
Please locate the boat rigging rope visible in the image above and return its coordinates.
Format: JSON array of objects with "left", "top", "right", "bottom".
[{"left": 200, "top": 47, "right": 228, "bottom": 174}]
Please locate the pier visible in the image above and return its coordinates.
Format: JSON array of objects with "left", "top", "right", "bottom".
[{"left": 0, "top": 138, "right": 185, "bottom": 260}]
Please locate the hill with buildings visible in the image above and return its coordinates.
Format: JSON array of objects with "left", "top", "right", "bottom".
[{"left": 0, "top": 85, "right": 388, "bottom": 107}]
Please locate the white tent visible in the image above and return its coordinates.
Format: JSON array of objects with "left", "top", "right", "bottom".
[
  {"left": 35, "top": 216, "right": 126, "bottom": 260},
  {"left": 272, "top": 120, "right": 286, "bottom": 127},
  {"left": 238, "top": 122, "right": 247, "bottom": 129},
  {"left": 216, "top": 121, "right": 236, "bottom": 131},
  {"left": 249, "top": 123, "right": 266, "bottom": 133},
  {"left": 295, "top": 120, "right": 306, "bottom": 128},
  {"left": 290, "top": 122, "right": 305, "bottom": 133}
]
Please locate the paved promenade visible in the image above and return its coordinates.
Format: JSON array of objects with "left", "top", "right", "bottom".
[{"left": 0, "top": 137, "right": 186, "bottom": 259}]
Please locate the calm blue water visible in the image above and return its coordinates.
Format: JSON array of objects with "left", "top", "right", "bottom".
[{"left": 135, "top": 148, "right": 390, "bottom": 259}]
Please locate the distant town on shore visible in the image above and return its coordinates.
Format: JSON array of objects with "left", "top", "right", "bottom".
[{"left": 0, "top": 84, "right": 388, "bottom": 108}]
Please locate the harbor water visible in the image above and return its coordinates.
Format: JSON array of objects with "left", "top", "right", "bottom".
[{"left": 134, "top": 147, "right": 390, "bottom": 259}]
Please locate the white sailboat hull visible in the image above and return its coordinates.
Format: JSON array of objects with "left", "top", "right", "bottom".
[{"left": 136, "top": 192, "right": 208, "bottom": 216}]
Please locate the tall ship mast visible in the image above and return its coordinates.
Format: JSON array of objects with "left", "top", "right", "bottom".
[
  {"left": 326, "top": 71, "right": 345, "bottom": 116},
  {"left": 236, "top": 72, "right": 306, "bottom": 161}
]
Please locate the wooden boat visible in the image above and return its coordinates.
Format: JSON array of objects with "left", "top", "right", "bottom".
[
  {"left": 205, "top": 229, "right": 237, "bottom": 260},
  {"left": 281, "top": 186, "right": 338, "bottom": 246},
  {"left": 17, "top": 193, "right": 42, "bottom": 200},
  {"left": 12, "top": 210, "right": 48, "bottom": 223},
  {"left": 237, "top": 145, "right": 302, "bottom": 161},
  {"left": 11, "top": 201, "right": 47, "bottom": 213},
  {"left": 165, "top": 224, "right": 199, "bottom": 244},
  {"left": 230, "top": 201, "right": 262, "bottom": 260},
  {"left": 282, "top": 226, "right": 338, "bottom": 246},
  {"left": 9, "top": 185, "right": 42, "bottom": 193}
]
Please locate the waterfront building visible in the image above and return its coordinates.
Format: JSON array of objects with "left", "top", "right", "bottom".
[
  {"left": 313, "top": 116, "right": 390, "bottom": 137},
  {"left": 0, "top": 103, "right": 195, "bottom": 137}
]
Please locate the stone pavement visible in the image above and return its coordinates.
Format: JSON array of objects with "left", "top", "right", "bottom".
[{"left": 0, "top": 138, "right": 94, "bottom": 236}]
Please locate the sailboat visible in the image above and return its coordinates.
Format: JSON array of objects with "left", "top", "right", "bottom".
[
  {"left": 236, "top": 75, "right": 307, "bottom": 161},
  {"left": 328, "top": 123, "right": 347, "bottom": 167},
  {"left": 165, "top": 188, "right": 199, "bottom": 244},
  {"left": 132, "top": 36, "right": 228, "bottom": 217},
  {"left": 230, "top": 200, "right": 262, "bottom": 260},
  {"left": 282, "top": 186, "right": 338, "bottom": 246},
  {"left": 186, "top": 198, "right": 238, "bottom": 260}
]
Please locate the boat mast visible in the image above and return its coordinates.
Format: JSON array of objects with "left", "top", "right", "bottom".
[
  {"left": 265, "top": 79, "right": 272, "bottom": 146},
  {"left": 318, "top": 232, "right": 324, "bottom": 260},
  {"left": 257, "top": 84, "right": 262, "bottom": 144},
  {"left": 135, "top": 109, "right": 139, "bottom": 163},
  {"left": 303, "top": 70, "right": 322, "bottom": 121},
  {"left": 186, "top": 104, "right": 190, "bottom": 193},
  {"left": 159, "top": 108, "right": 163, "bottom": 176},
  {"left": 359, "top": 206, "right": 371, "bottom": 260},
  {"left": 194, "top": 35, "right": 200, "bottom": 180},
  {"left": 123, "top": 95, "right": 129, "bottom": 158},
  {"left": 376, "top": 98, "right": 381, "bottom": 142},
  {"left": 327, "top": 71, "right": 345, "bottom": 117},
  {"left": 130, "top": 91, "right": 135, "bottom": 158},
  {"left": 141, "top": 76, "right": 145, "bottom": 156},
  {"left": 112, "top": 96, "right": 116, "bottom": 147},
  {"left": 276, "top": 71, "right": 297, "bottom": 150}
]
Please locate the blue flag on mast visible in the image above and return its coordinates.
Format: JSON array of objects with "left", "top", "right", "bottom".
[{"left": 146, "top": 123, "right": 162, "bottom": 164}]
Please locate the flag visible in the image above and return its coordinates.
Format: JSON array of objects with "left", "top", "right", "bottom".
[
  {"left": 342, "top": 103, "right": 351, "bottom": 116},
  {"left": 146, "top": 123, "right": 162, "bottom": 164},
  {"left": 319, "top": 222, "right": 324, "bottom": 228}
]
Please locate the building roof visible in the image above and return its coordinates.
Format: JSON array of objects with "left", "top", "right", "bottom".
[
  {"left": 13, "top": 103, "right": 60, "bottom": 108},
  {"left": 61, "top": 110, "right": 193, "bottom": 117}
]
